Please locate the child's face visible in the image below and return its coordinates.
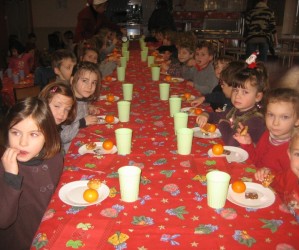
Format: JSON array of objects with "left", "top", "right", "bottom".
[
  {"left": 162, "top": 36, "right": 171, "bottom": 46},
  {"left": 49, "top": 93, "right": 74, "bottom": 125},
  {"left": 265, "top": 101, "right": 299, "bottom": 140},
  {"left": 8, "top": 116, "right": 45, "bottom": 162},
  {"left": 214, "top": 61, "right": 227, "bottom": 79},
  {"left": 155, "top": 32, "right": 163, "bottom": 43},
  {"left": 231, "top": 81, "right": 263, "bottom": 112},
  {"left": 82, "top": 50, "right": 98, "bottom": 64},
  {"left": 178, "top": 47, "right": 194, "bottom": 64},
  {"left": 288, "top": 137, "right": 299, "bottom": 179},
  {"left": 195, "top": 47, "right": 213, "bottom": 69},
  {"left": 221, "top": 81, "right": 233, "bottom": 98},
  {"left": 72, "top": 70, "right": 97, "bottom": 99},
  {"left": 163, "top": 51, "right": 172, "bottom": 61},
  {"left": 54, "top": 58, "right": 76, "bottom": 81},
  {"left": 12, "top": 48, "right": 18, "bottom": 57}
]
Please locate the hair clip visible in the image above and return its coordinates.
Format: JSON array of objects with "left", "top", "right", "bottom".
[
  {"left": 50, "top": 86, "right": 58, "bottom": 93},
  {"left": 246, "top": 51, "right": 259, "bottom": 69}
]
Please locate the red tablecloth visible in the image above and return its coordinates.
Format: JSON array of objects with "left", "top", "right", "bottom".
[{"left": 31, "top": 44, "right": 299, "bottom": 250}]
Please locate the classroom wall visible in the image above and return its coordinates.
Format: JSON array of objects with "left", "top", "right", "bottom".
[{"left": 31, "top": 0, "right": 85, "bottom": 49}]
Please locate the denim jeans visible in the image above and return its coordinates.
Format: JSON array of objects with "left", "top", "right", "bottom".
[{"left": 246, "top": 42, "right": 269, "bottom": 62}]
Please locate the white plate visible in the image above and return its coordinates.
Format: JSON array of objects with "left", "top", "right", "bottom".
[
  {"left": 192, "top": 127, "right": 222, "bottom": 139},
  {"left": 59, "top": 180, "right": 110, "bottom": 207},
  {"left": 181, "top": 107, "right": 205, "bottom": 116},
  {"left": 97, "top": 115, "right": 119, "bottom": 124},
  {"left": 78, "top": 142, "right": 117, "bottom": 155},
  {"left": 104, "top": 77, "right": 116, "bottom": 82},
  {"left": 99, "top": 95, "right": 120, "bottom": 102},
  {"left": 208, "top": 146, "right": 248, "bottom": 163},
  {"left": 227, "top": 182, "right": 275, "bottom": 209},
  {"left": 164, "top": 77, "right": 184, "bottom": 83}
]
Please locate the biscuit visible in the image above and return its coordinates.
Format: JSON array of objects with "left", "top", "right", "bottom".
[{"left": 87, "top": 179, "right": 101, "bottom": 189}]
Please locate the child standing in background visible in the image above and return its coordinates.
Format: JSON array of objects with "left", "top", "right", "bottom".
[
  {"left": 39, "top": 81, "right": 77, "bottom": 126},
  {"left": 51, "top": 49, "right": 77, "bottom": 84},
  {"left": 196, "top": 62, "right": 268, "bottom": 146},
  {"left": 237, "top": 88, "right": 299, "bottom": 174},
  {"left": 184, "top": 41, "right": 218, "bottom": 95},
  {"left": 8, "top": 40, "right": 33, "bottom": 75},
  {"left": 255, "top": 128, "right": 299, "bottom": 222},
  {"left": 0, "top": 97, "right": 63, "bottom": 250},
  {"left": 60, "top": 62, "right": 101, "bottom": 153}
]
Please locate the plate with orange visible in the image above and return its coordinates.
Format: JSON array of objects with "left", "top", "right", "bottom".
[
  {"left": 164, "top": 75, "right": 184, "bottom": 83},
  {"left": 58, "top": 180, "right": 110, "bottom": 206},
  {"left": 192, "top": 127, "right": 221, "bottom": 139},
  {"left": 78, "top": 141, "right": 117, "bottom": 155},
  {"left": 227, "top": 182, "right": 275, "bottom": 209},
  {"left": 208, "top": 145, "right": 248, "bottom": 163},
  {"left": 103, "top": 76, "right": 116, "bottom": 82},
  {"left": 99, "top": 95, "right": 120, "bottom": 102},
  {"left": 181, "top": 107, "right": 205, "bottom": 116},
  {"left": 97, "top": 115, "right": 119, "bottom": 124}
]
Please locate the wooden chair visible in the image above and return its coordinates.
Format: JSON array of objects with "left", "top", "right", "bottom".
[{"left": 14, "top": 85, "right": 41, "bottom": 102}]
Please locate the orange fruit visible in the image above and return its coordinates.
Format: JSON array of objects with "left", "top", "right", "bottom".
[
  {"left": 194, "top": 108, "right": 203, "bottom": 115},
  {"left": 184, "top": 92, "right": 191, "bottom": 100},
  {"left": 152, "top": 51, "right": 158, "bottom": 57},
  {"left": 105, "top": 76, "right": 112, "bottom": 82},
  {"left": 83, "top": 188, "right": 99, "bottom": 203},
  {"left": 106, "top": 94, "right": 115, "bottom": 102},
  {"left": 232, "top": 180, "right": 246, "bottom": 193},
  {"left": 207, "top": 124, "right": 216, "bottom": 133},
  {"left": 212, "top": 144, "right": 224, "bottom": 155},
  {"left": 165, "top": 75, "right": 172, "bottom": 81},
  {"left": 102, "top": 139, "right": 114, "bottom": 150},
  {"left": 105, "top": 115, "right": 115, "bottom": 124}
]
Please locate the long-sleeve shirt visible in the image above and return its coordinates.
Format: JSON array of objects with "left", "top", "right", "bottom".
[
  {"left": 203, "top": 84, "right": 232, "bottom": 111},
  {"left": 60, "top": 99, "right": 89, "bottom": 153},
  {"left": 208, "top": 106, "right": 265, "bottom": 146},
  {"left": 8, "top": 52, "right": 33, "bottom": 75},
  {"left": 241, "top": 130, "right": 289, "bottom": 173},
  {"left": 0, "top": 153, "right": 63, "bottom": 250},
  {"left": 182, "top": 62, "right": 218, "bottom": 95}
]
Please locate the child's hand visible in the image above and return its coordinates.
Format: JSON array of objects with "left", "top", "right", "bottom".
[
  {"left": 255, "top": 167, "right": 271, "bottom": 182},
  {"left": 191, "top": 97, "right": 205, "bottom": 107},
  {"left": 233, "top": 122, "right": 252, "bottom": 145},
  {"left": 187, "top": 59, "right": 196, "bottom": 67},
  {"left": 85, "top": 115, "right": 98, "bottom": 126},
  {"left": 88, "top": 105, "right": 100, "bottom": 115},
  {"left": 1, "top": 147, "right": 19, "bottom": 175},
  {"left": 215, "top": 108, "right": 224, "bottom": 112},
  {"left": 196, "top": 114, "right": 208, "bottom": 128},
  {"left": 186, "top": 81, "right": 194, "bottom": 87}
]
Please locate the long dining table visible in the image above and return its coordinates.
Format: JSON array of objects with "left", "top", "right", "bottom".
[{"left": 31, "top": 42, "right": 299, "bottom": 250}]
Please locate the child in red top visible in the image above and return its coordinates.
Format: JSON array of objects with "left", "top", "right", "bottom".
[
  {"left": 235, "top": 88, "right": 299, "bottom": 173},
  {"left": 255, "top": 128, "right": 299, "bottom": 222},
  {"left": 8, "top": 40, "right": 33, "bottom": 75}
]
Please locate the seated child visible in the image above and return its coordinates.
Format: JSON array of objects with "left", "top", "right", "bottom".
[
  {"left": 191, "top": 56, "right": 237, "bottom": 111},
  {"left": 255, "top": 128, "right": 299, "bottom": 222},
  {"left": 0, "top": 97, "right": 63, "bottom": 249},
  {"left": 161, "top": 31, "right": 196, "bottom": 77},
  {"left": 80, "top": 46, "right": 99, "bottom": 64},
  {"left": 156, "top": 29, "right": 178, "bottom": 62},
  {"left": 60, "top": 62, "right": 101, "bottom": 153},
  {"left": 236, "top": 88, "right": 299, "bottom": 173},
  {"left": 39, "top": 81, "right": 77, "bottom": 126},
  {"left": 34, "top": 49, "right": 56, "bottom": 89},
  {"left": 51, "top": 49, "right": 77, "bottom": 84},
  {"left": 8, "top": 40, "right": 33, "bottom": 75},
  {"left": 196, "top": 59, "right": 268, "bottom": 146},
  {"left": 184, "top": 41, "right": 218, "bottom": 95}
]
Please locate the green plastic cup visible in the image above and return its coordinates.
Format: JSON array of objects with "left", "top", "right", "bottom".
[
  {"left": 121, "top": 46, "right": 128, "bottom": 54},
  {"left": 141, "top": 50, "right": 148, "bottom": 62},
  {"left": 151, "top": 66, "right": 160, "bottom": 81},
  {"left": 115, "top": 128, "right": 132, "bottom": 155},
  {"left": 177, "top": 128, "right": 193, "bottom": 155},
  {"left": 206, "top": 171, "right": 231, "bottom": 209},
  {"left": 147, "top": 56, "right": 155, "bottom": 67},
  {"left": 120, "top": 56, "right": 127, "bottom": 68},
  {"left": 117, "top": 66, "right": 126, "bottom": 81},
  {"left": 117, "top": 100, "right": 131, "bottom": 122},
  {"left": 118, "top": 165, "right": 141, "bottom": 202},
  {"left": 159, "top": 83, "right": 170, "bottom": 100},
  {"left": 169, "top": 97, "right": 181, "bottom": 117},
  {"left": 123, "top": 51, "right": 130, "bottom": 61},
  {"left": 122, "top": 83, "right": 133, "bottom": 101},
  {"left": 174, "top": 112, "right": 188, "bottom": 134}
]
